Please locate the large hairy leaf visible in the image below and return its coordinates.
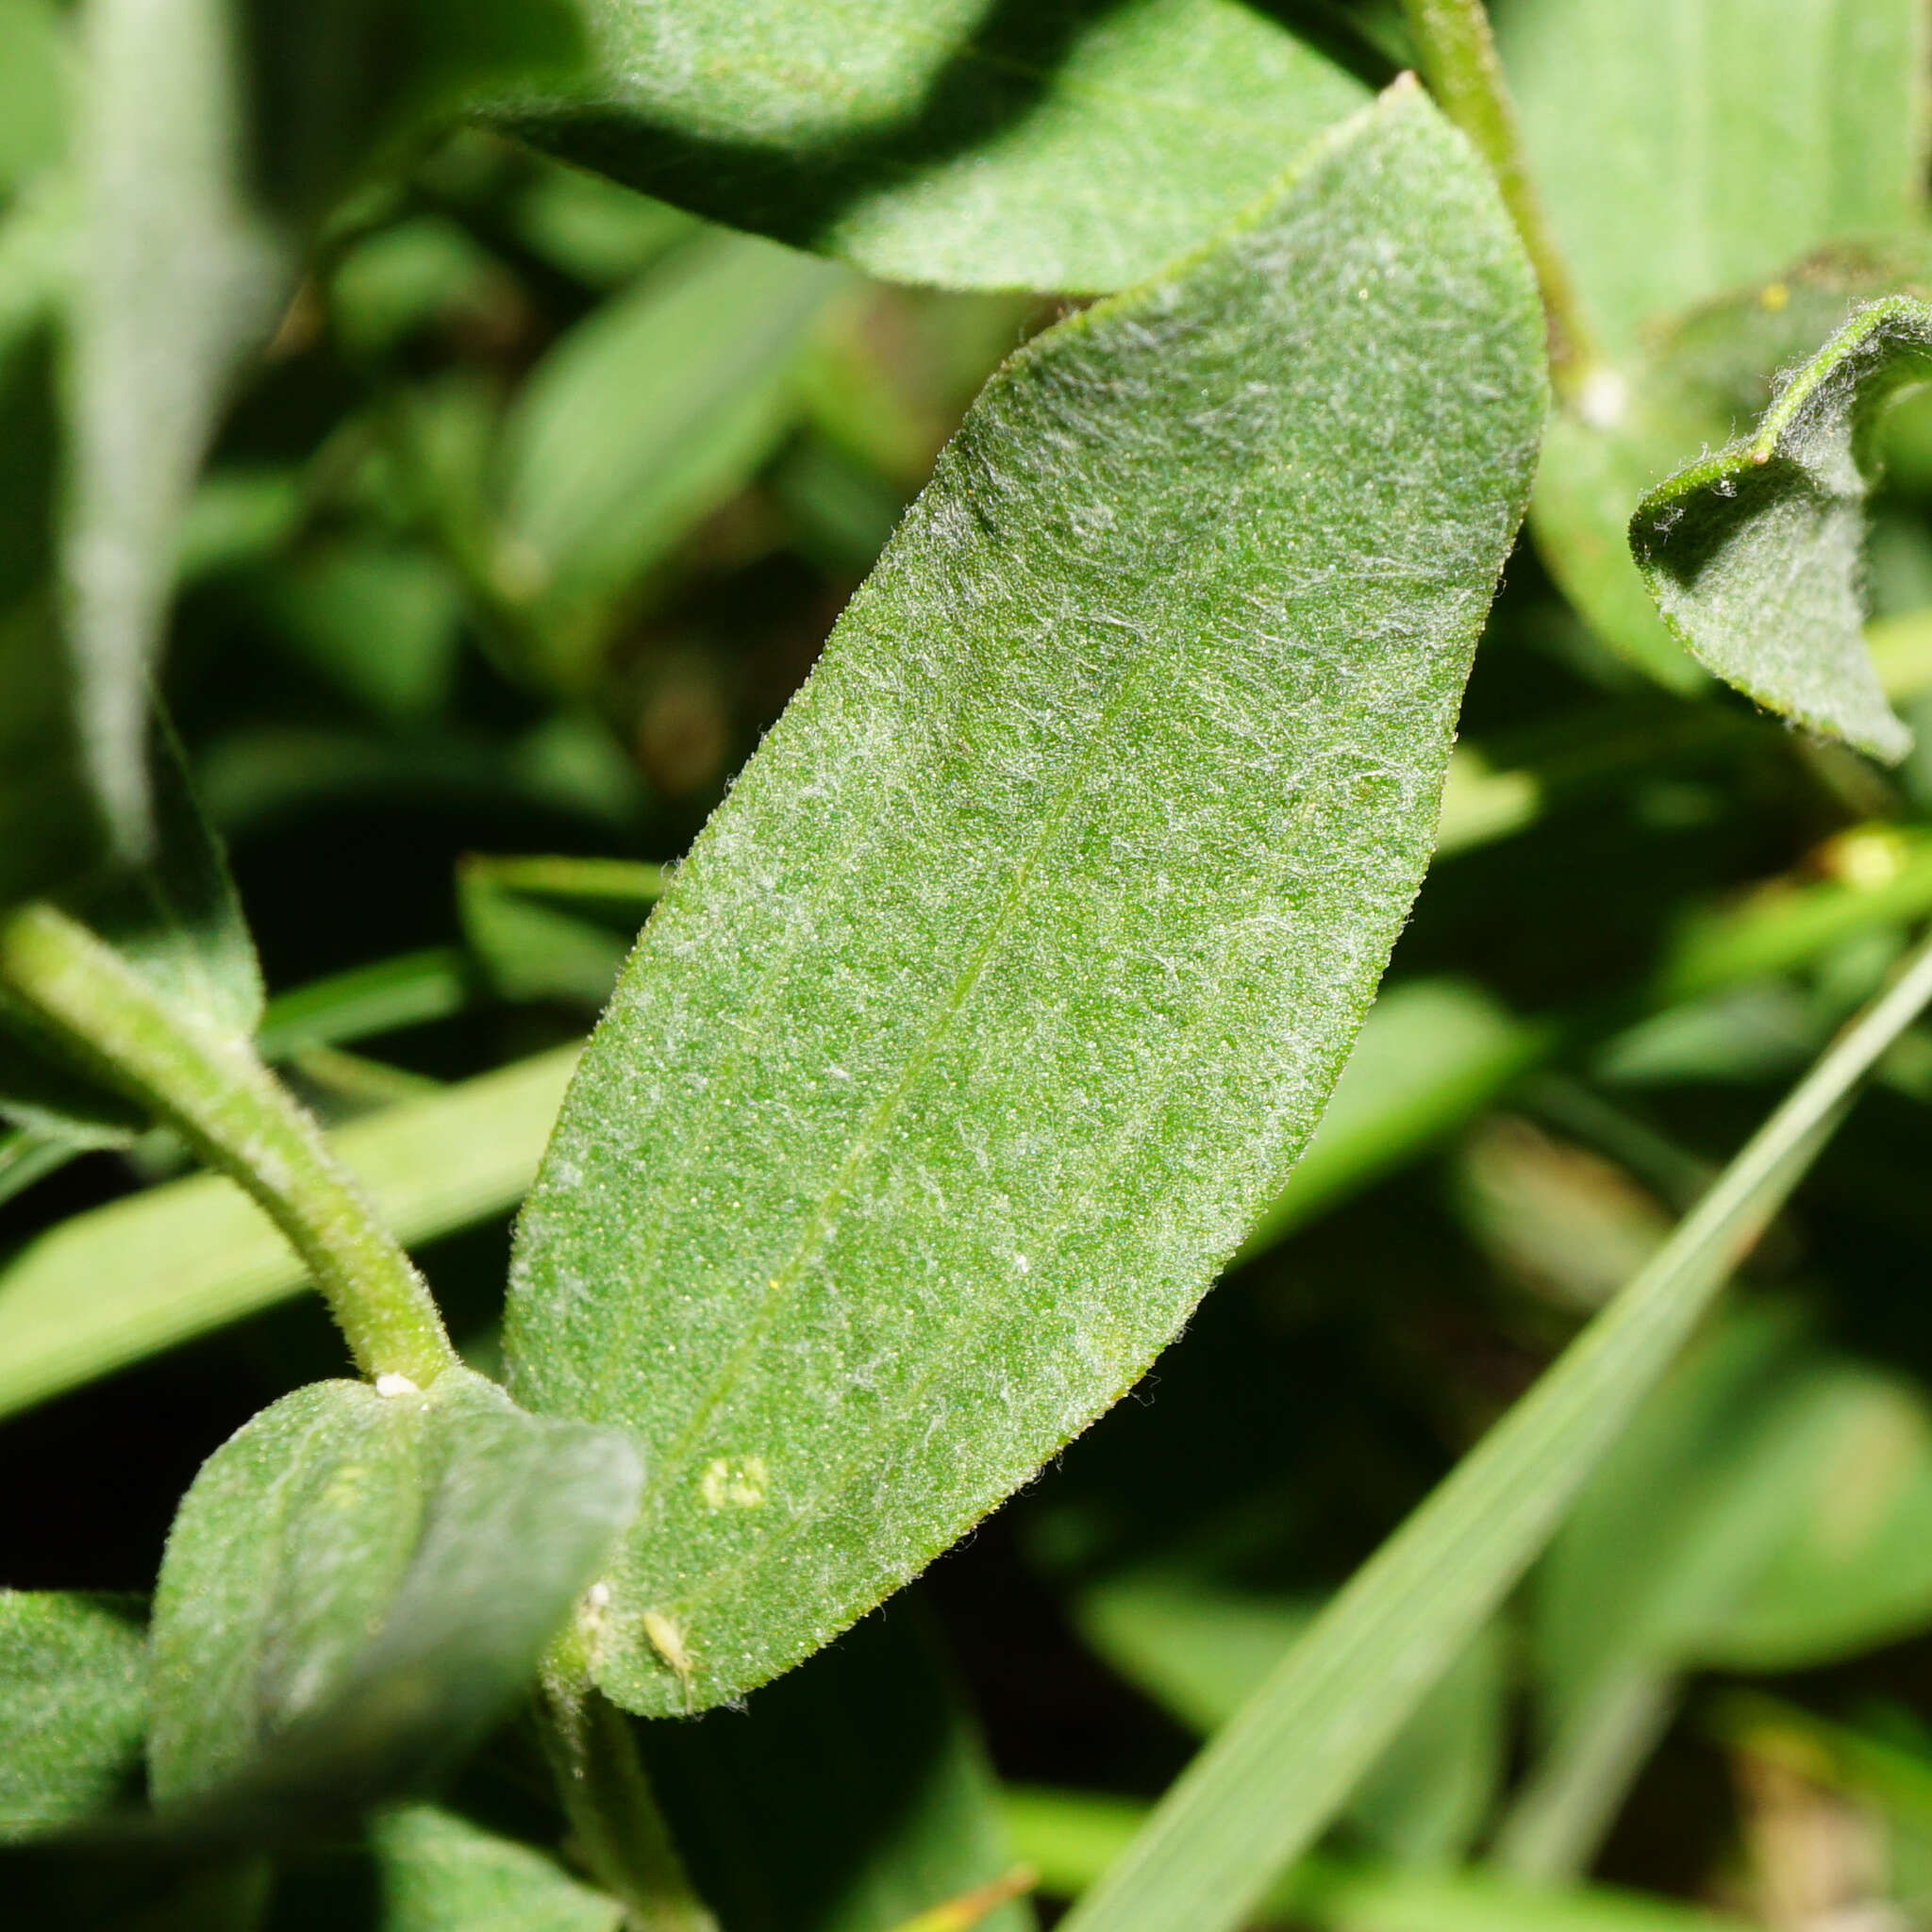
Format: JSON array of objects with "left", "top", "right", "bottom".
[
  {"left": 504, "top": 83, "right": 1546, "bottom": 1717},
  {"left": 483, "top": 0, "right": 1383, "bottom": 292},
  {"left": 148, "top": 1369, "right": 640, "bottom": 1823},
  {"left": 1631, "top": 294, "right": 1929, "bottom": 764},
  {"left": 1491, "top": 0, "right": 1930, "bottom": 353}
]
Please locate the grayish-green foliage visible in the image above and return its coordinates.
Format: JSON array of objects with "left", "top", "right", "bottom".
[
  {"left": 504, "top": 83, "right": 1545, "bottom": 1717},
  {"left": 0, "top": 1591, "right": 146, "bottom": 1839},
  {"left": 1491, "top": 0, "right": 1930, "bottom": 353},
  {"left": 641, "top": 1607, "right": 1030, "bottom": 1932},
  {"left": 147, "top": 1368, "right": 640, "bottom": 1821},
  {"left": 1632, "top": 295, "right": 1928, "bottom": 764},
  {"left": 483, "top": 0, "right": 1382, "bottom": 292}
]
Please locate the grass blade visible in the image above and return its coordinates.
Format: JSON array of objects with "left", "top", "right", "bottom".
[{"left": 1058, "top": 927, "right": 1932, "bottom": 1932}]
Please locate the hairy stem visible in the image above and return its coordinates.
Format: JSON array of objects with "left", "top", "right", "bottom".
[
  {"left": 0, "top": 898, "right": 455, "bottom": 1386},
  {"left": 1398, "top": 0, "right": 1603, "bottom": 399},
  {"left": 539, "top": 1641, "right": 720, "bottom": 1932}
]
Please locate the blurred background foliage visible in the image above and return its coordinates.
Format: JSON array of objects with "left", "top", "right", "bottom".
[{"left": 9, "top": 0, "right": 1932, "bottom": 1926}]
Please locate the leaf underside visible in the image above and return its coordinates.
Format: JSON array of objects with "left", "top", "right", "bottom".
[
  {"left": 482, "top": 0, "right": 1383, "bottom": 292},
  {"left": 504, "top": 84, "right": 1546, "bottom": 1718},
  {"left": 1631, "top": 294, "right": 1928, "bottom": 765}
]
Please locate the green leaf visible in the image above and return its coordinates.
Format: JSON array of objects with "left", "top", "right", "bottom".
[
  {"left": 492, "top": 228, "right": 843, "bottom": 683},
  {"left": 1531, "top": 239, "right": 1932, "bottom": 690},
  {"left": 0, "top": 1042, "right": 577, "bottom": 1422},
  {"left": 148, "top": 1367, "right": 640, "bottom": 1821},
  {"left": 0, "top": 1592, "right": 146, "bottom": 1840},
  {"left": 503, "top": 83, "right": 1545, "bottom": 1718},
  {"left": 1074, "top": 1576, "right": 1505, "bottom": 1867},
  {"left": 255, "top": 949, "right": 473, "bottom": 1062},
  {"left": 1052, "top": 933, "right": 1932, "bottom": 1932},
  {"left": 1491, "top": 0, "right": 1930, "bottom": 354},
  {"left": 641, "top": 1605, "right": 1031, "bottom": 1932},
  {"left": 482, "top": 0, "right": 1382, "bottom": 294},
  {"left": 1630, "top": 295, "right": 1930, "bottom": 764},
  {"left": 369, "top": 1805, "right": 624, "bottom": 1932}
]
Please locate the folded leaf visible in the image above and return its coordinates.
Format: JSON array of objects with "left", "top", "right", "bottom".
[
  {"left": 482, "top": 0, "right": 1382, "bottom": 292},
  {"left": 148, "top": 1368, "right": 640, "bottom": 1825},
  {"left": 1532, "top": 237, "right": 1932, "bottom": 688},
  {"left": 0, "top": 1592, "right": 146, "bottom": 1840},
  {"left": 504, "top": 83, "right": 1546, "bottom": 1717},
  {"left": 1631, "top": 295, "right": 1929, "bottom": 764}
]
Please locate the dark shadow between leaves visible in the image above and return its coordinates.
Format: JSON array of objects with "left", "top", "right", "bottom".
[{"left": 494, "top": 0, "right": 1391, "bottom": 276}]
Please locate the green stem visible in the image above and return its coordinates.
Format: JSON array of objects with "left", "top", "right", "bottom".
[
  {"left": 0, "top": 898, "right": 455, "bottom": 1386},
  {"left": 1059, "top": 924, "right": 1932, "bottom": 1932},
  {"left": 1397, "top": 0, "right": 1604, "bottom": 400},
  {"left": 539, "top": 1641, "right": 720, "bottom": 1932}
]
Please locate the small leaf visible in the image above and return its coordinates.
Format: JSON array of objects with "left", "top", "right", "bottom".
[
  {"left": 1630, "top": 295, "right": 1930, "bottom": 764},
  {"left": 1493, "top": 0, "right": 1929, "bottom": 352},
  {"left": 148, "top": 1367, "right": 640, "bottom": 1824},
  {"left": 483, "top": 0, "right": 1382, "bottom": 293},
  {"left": 505, "top": 83, "right": 1547, "bottom": 1717},
  {"left": 641, "top": 1605, "right": 1031, "bottom": 1932},
  {"left": 0, "top": 1592, "right": 146, "bottom": 1840}
]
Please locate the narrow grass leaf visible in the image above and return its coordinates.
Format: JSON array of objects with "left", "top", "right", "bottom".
[
  {"left": 1055, "top": 930, "right": 1932, "bottom": 1932},
  {"left": 483, "top": 0, "right": 1382, "bottom": 293},
  {"left": 1631, "top": 296, "right": 1931, "bottom": 764},
  {"left": 0, "top": 1592, "right": 146, "bottom": 1840},
  {"left": 148, "top": 1368, "right": 640, "bottom": 1824},
  {"left": 505, "top": 83, "right": 1546, "bottom": 1717}
]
